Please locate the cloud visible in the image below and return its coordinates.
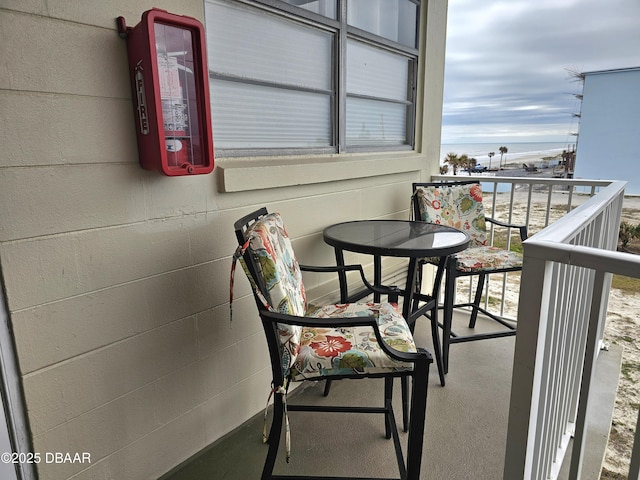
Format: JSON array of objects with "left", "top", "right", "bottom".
[{"left": 442, "top": 0, "right": 640, "bottom": 142}]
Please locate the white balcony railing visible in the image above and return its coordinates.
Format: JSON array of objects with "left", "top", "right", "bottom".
[
  {"left": 431, "top": 174, "right": 614, "bottom": 321},
  {"left": 432, "top": 175, "right": 638, "bottom": 479}
]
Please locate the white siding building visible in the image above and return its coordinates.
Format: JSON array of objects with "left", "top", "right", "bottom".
[{"left": 575, "top": 67, "right": 640, "bottom": 195}]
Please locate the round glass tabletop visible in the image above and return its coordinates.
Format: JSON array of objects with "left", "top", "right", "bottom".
[{"left": 323, "top": 220, "right": 470, "bottom": 258}]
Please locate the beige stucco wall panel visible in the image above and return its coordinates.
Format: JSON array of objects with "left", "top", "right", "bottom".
[
  {"left": 71, "top": 402, "right": 209, "bottom": 480},
  {"left": 15, "top": 298, "right": 262, "bottom": 443},
  {"left": 12, "top": 283, "right": 153, "bottom": 374},
  {"left": 273, "top": 176, "right": 414, "bottom": 268},
  {"left": 94, "top": 371, "right": 271, "bottom": 480},
  {"left": 143, "top": 173, "right": 217, "bottom": 220},
  {"left": 2, "top": 0, "right": 204, "bottom": 29},
  {"left": 23, "top": 316, "right": 198, "bottom": 434},
  {"left": 0, "top": 91, "right": 138, "bottom": 167},
  {"left": 201, "top": 368, "right": 273, "bottom": 446},
  {"left": 151, "top": 316, "right": 268, "bottom": 429},
  {"left": 212, "top": 170, "right": 419, "bottom": 227},
  {"left": 31, "top": 381, "right": 164, "bottom": 480},
  {"left": 54, "top": 1, "right": 204, "bottom": 29},
  {"left": 0, "top": 165, "right": 221, "bottom": 242},
  {"left": 84, "top": 373, "right": 269, "bottom": 480},
  {"left": 154, "top": 354, "right": 221, "bottom": 427},
  {"left": 2, "top": 211, "right": 234, "bottom": 310},
  {"left": 0, "top": 166, "right": 143, "bottom": 242},
  {"left": 29, "top": 355, "right": 270, "bottom": 480},
  {"left": 193, "top": 332, "right": 267, "bottom": 413},
  {"left": 0, "top": 1, "right": 49, "bottom": 16},
  {"left": 0, "top": 11, "right": 129, "bottom": 98},
  {"left": 12, "top": 257, "right": 235, "bottom": 373},
  {"left": 358, "top": 179, "right": 416, "bottom": 219},
  {"left": 3, "top": 220, "right": 202, "bottom": 308},
  {"left": 276, "top": 172, "right": 416, "bottom": 234},
  {"left": 196, "top": 300, "right": 262, "bottom": 361}
]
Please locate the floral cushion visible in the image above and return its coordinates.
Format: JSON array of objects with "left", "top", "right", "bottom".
[
  {"left": 415, "top": 183, "right": 523, "bottom": 272},
  {"left": 245, "top": 213, "right": 415, "bottom": 380},
  {"left": 246, "top": 213, "right": 306, "bottom": 315},
  {"left": 292, "top": 303, "right": 416, "bottom": 380},
  {"left": 414, "top": 183, "right": 487, "bottom": 247},
  {"left": 451, "top": 246, "right": 523, "bottom": 273},
  {"left": 245, "top": 213, "right": 306, "bottom": 374}
]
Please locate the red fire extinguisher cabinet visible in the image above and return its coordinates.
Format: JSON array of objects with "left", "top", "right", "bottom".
[{"left": 117, "top": 9, "right": 214, "bottom": 176}]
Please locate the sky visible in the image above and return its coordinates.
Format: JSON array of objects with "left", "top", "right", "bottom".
[{"left": 441, "top": 0, "right": 640, "bottom": 145}]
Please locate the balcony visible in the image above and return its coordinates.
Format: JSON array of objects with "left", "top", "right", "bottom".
[{"left": 163, "top": 175, "right": 639, "bottom": 480}]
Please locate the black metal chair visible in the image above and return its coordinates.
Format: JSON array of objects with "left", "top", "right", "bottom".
[
  {"left": 232, "top": 208, "right": 432, "bottom": 480},
  {"left": 412, "top": 181, "right": 527, "bottom": 378}
]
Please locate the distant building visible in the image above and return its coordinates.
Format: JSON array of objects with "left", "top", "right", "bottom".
[{"left": 575, "top": 66, "right": 640, "bottom": 195}]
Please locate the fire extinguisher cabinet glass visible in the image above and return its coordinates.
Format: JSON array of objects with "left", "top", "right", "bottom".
[{"left": 118, "top": 9, "right": 214, "bottom": 176}]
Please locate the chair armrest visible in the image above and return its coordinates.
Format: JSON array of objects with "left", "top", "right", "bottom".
[
  {"left": 299, "top": 263, "right": 402, "bottom": 300},
  {"left": 261, "top": 309, "right": 432, "bottom": 365},
  {"left": 485, "top": 217, "right": 528, "bottom": 241}
]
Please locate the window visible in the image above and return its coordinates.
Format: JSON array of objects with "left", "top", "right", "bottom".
[{"left": 205, "top": 0, "right": 420, "bottom": 156}]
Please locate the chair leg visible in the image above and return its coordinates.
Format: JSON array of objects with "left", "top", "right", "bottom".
[
  {"left": 430, "top": 304, "right": 446, "bottom": 386},
  {"left": 261, "top": 393, "right": 283, "bottom": 480},
  {"left": 401, "top": 377, "right": 409, "bottom": 432},
  {"left": 323, "top": 379, "right": 332, "bottom": 397},
  {"left": 384, "top": 377, "right": 393, "bottom": 439},
  {"left": 406, "top": 357, "right": 429, "bottom": 480},
  {"left": 443, "top": 261, "right": 456, "bottom": 375},
  {"left": 468, "top": 273, "right": 486, "bottom": 328}
]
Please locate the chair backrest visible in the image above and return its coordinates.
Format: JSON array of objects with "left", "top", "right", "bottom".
[
  {"left": 412, "top": 181, "right": 488, "bottom": 247},
  {"left": 240, "top": 212, "right": 307, "bottom": 315},
  {"left": 234, "top": 210, "right": 306, "bottom": 377}
]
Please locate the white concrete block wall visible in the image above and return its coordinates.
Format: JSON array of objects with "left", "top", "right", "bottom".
[{"left": 0, "top": 1, "right": 446, "bottom": 479}]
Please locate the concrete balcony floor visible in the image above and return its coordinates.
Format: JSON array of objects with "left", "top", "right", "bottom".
[{"left": 161, "top": 311, "right": 621, "bottom": 480}]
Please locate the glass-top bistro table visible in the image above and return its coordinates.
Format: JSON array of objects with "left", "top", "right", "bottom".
[
  {"left": 323, "top": 220, "right": 470, "bottom": 319},
  {"left": 323, "top": 219, "right": 470, "bottom": 388}
]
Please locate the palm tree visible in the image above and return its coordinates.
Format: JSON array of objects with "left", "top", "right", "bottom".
[
  {"left": 499, "top": 146, "right": 508, "bottom": 169},
  {"left": 459, "top": 154, "right": 469, "bottom": 172},
  {"left": 457, "top": 154, "right": 476, "bottom": 173},
  {"left": 488, "top": 152, "right": 495, "bottom": 170},
  {"left": 444, "top": 152, "right": 460, "bottom": 175}
]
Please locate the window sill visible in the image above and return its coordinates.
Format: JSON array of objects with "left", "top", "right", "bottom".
[{"left": 217, "top": 152, "right": 425, "bottom": 192}]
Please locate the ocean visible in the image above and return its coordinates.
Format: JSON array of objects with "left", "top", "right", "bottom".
[{"left": 439, "top": 142, "right": 574, "bottom": 168}]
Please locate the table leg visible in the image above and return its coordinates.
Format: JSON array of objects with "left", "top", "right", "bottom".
[
  {"left": 374, "top": 255, "right": 382, "bottom": 303},
  {"left": 401, "top": 257, "right": 419, "bottom": 430},
  {"left": 432, "top": 258, "right": 448, "bottom": 386},
  {"left": 333, "top": 247, "right": 348, "bottom": 303},
  {"left": 402, "top": 257, "right": 418, "bottom": 322},
  {"left": 443, "top": 257, "right": 456, "bottom": 374}
]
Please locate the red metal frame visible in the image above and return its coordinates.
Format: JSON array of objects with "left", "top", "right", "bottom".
[{"left": 117, "top": 9, "right": 214, "bottom": 176}]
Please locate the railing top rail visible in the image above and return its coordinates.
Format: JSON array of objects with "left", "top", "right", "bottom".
[
  {"left": 523, "top": 180, "right": 626, "bottom": 244},
  {"left": 432, "top": 174, "right": 614, "bottom": 188},
  {"left": 523, "top": 240, "right": 640, "bottom": 279}
]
